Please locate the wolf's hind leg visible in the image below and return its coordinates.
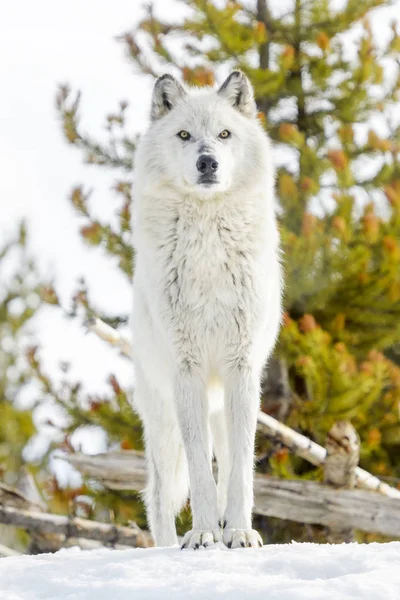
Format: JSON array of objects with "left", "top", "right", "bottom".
[
  {"left": 137, "top": 377, "right": 188, "bottom": 547},
  {"left": 144, "top": 433, "right": 188, "bottom": 547},
  {"left": 210, "top": 408, "right": 230, "bottom": 519}
]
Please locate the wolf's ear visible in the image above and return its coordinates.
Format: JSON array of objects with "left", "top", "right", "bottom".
[
  {"left": 218, "top": 70, "right": 257, "bottom": 118},
  {"left": 151, "top": 74, "right": 187, "bottom": 121}
]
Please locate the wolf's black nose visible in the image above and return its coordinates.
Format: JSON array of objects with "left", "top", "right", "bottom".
[{"left": 196, "top": 155, "right": 219, "bottom": 175}]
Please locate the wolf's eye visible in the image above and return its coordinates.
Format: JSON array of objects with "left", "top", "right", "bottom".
[
  {"left": 177, "top": 130, "right": 191, "bottom": 140},
  {"left": 219, "top": 130, "right": 231, "bottom": 139}
]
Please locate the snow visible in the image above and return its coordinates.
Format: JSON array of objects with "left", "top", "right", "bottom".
[{"left": 1, "top": 542, "right": 400, "bottom": 599}]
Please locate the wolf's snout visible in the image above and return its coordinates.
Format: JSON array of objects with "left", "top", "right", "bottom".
[{"left": 196, "top": 155, "right": 219, "bottom": 176}]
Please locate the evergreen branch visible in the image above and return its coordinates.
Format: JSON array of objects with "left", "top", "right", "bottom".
[
  {"left": 201, "top": 1, "right": 240, "bottom": 62},
  {"left": 56, "top": 85, "right": 135, "bottom": 171}
]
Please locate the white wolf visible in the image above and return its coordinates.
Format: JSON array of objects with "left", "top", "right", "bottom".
[{"left": 132, "top": 71, "right": 282, "bottom": 549}]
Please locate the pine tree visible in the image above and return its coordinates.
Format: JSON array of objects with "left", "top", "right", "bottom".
[
  {"left": 0, "top": 225, "right": 48, "bottom": 550},
  {"left": 0, "top": 224, "right": 41, "bottom": 486},
  {"left": 35, "top": 0, "right": 400, "bottom": 542}
]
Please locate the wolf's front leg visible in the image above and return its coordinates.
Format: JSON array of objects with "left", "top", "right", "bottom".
[
  {"left": 175, "top": 368, "right": 221, "bottom": 549},
  {"left": 223, "top": 366, "right": 263, "bottom": 548}
]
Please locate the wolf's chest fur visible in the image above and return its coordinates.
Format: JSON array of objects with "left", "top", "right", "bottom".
[{"left": 153, "top": 198, "right": 267, "bottom": 340}]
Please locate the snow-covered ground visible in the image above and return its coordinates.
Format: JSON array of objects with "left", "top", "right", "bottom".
[{"left": 1, "top": 542, "right": 400, "bottom": 599}]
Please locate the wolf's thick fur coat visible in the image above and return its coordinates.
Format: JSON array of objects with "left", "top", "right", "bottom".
[{"left": 132, "top": 71, "right": 282, "bottom": 549}]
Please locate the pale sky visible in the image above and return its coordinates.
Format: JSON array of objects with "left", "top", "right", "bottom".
[
  {"left": 0, "top": 0, "right": 187, "bottom": 402},
  {"left": 0, "top": 0, "right": 187, "bottom": 460}
]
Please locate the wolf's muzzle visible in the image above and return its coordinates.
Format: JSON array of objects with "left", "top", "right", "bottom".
[{"left": 196, "top": 155, "right": 219, "bottom": 177}]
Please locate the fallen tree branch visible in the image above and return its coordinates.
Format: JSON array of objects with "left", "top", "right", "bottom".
[
  {"left": 0, "top": 482, "right": 44, "bottom": 512},
  {"left": 86, "top": 317, "right": 400, "bottom": 500},
  {"left": 63, "top": 450, "right": 400, "bottom": 538},
  {"left": 0, "top": 543, "right": 21, "bottom": 558},
  {"left": 257, "top": 411, "right": 326, "bottom": 467},
  {"left": 1, "top": 477, "right": 152, "bottom": 553},
  {"left": 0, "top": 505, "right": 152, "bottom": 548},
  {"left": 85, "top": 317, "right": 133, "bottom": 358},
  {"left": 63, "top": 451, "right": 147, "bottom": 491},
  {"left": 257, "top": 412, "right": 400, "bottom": 499}
]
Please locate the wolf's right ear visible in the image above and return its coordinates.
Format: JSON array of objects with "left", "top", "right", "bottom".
[
  {"left": 218, "top": 70, "right": 257, "bottom": 118},
  {"left": 150, "top": 74, "right": 187, "bottom": 121}
]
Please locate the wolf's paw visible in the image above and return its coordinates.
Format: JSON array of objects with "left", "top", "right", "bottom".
[
  {"left": 223, "top": 528, "right": 263, "bottom": 549},
  {"left": 181, "top": 528, "right": 221, "bottom": 549}
]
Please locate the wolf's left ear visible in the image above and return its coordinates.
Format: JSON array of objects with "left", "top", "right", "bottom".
[
  {"left": 151, "top": 74, "right": 187, "bottom": 121},
  {"left": 218, "top": 70, "right": 257, "bottom": 118}
]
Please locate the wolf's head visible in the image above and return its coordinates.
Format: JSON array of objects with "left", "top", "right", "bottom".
[{"left": 138, "top": 71, "right": 271, "bottom": 198}]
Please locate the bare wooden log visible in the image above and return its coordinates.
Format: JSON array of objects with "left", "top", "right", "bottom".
[
  {"left": 0, "top": 480, "right": 64, "bottom": 554},
  {"left": 62, "top": 450, "right": 400, "bottom": 537},
  {"left": 254, "top": 477, "right": 400, "bottom": 538},
  {"left": 0, "top": 480, "right": 137, "bottom": 554},
  {"left": 323, "top": 421, "right": 360, "bottom": 543},
  {"left": 65, "top": 451, "right": 147, "bottom": 491},
  {"left": 1, "top": 478, "right": 152, "bottom": 553},
  {"left": 86, "top": 317, "right": 400, "bottom": 500},
  {"left": 0, "top": 506, "right": 152, "bottom": 548}
]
